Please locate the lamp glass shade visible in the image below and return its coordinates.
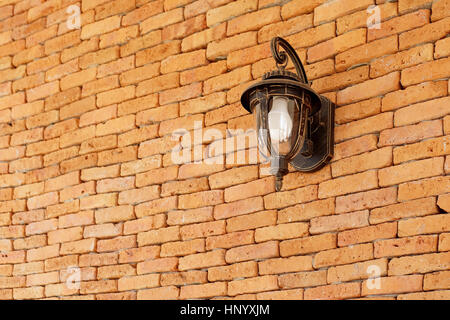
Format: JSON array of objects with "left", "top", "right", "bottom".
[{"left": 252, "top": 92, "right": 304, "bottom": 160}]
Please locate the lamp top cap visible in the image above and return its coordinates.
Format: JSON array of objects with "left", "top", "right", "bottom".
[{"left": 262, "top": 69, "right": 301, "bottom": 82}]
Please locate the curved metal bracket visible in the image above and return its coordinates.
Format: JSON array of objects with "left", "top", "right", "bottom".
[{"left": 270, "top": 37, "right": 308, "bottom": 84}]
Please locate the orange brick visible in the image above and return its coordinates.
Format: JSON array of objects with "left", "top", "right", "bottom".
[
  {"left": 228, "top": 275, "right": 278, "bottom": 296},
  {"left": 59, "top": 67, "right": 96, "bottom": 91},
  {"left": 279, "top": 270, "right": 327, "bottom": 289},
  {"left": 61, "top": 38, "right": 99, "bottom": 63},
  {"left": 314, "top": 243, "right": 373, "bottom": 268},
  {"left": 371, "top": 44, "right": 433, "bottom": 78},
  {"left": 225, "top": 241, "right": 279, "bottom": 263},
  {"left": 26, "top": 244, "right": 59, "bottom": 262},
  {"left": 161, "top": 270, "right": 207, "bottom": 286},
  {"left": 305, "top": 282, "right": 361, "bottom": 300},
  {"left": 368, "top": 9, "right": 430, "bottom": 41},
  {"left": 208, "top": 261, "right": 257, "bottom": 282},
  {"left": 378, "top": 119, "right": 443, "bottom": 147},
  {"left": 206, "top": 230, "right": 254, "bottom": 250},
  {"left": 117, "top": 186, "right": 159, "bottom": 206},
  {"left": 226, "top": 209, "right": 276, "bottom": 233},
  {"left": 97, "top": 235, "right": 136, "bottom": 253},
  {"left": 337, "top": 72, "right": 400, "bottom": 105},
  {"left": 375, "top": 235, "right": 437, "bottom": 258},
  {"left": 182, "top": 21, "right": 224, "bottom": 52},
  {"left": 438, "top": 194, "right": 450, "bottom": 212},
  {"left": 206, "top": 0, "right": 258, "bottom": 26},
  {"left": 60, "top": 238, "right": 96, "bottom": 255},
  {"left": 118, "top": 274, "right": 159, "bottom": 291},
  {"left": 335, "top": 112, "right": 393, "bottom": 143},
  {"left": 185, "top": 0, "right": 210, "bottom": 18},
  {"left": 137, "top": 226, "right": 180, "bottom": 246},
  {"left": 79, "top": 135, "right": 117, "bottom": 155},
  {"left": 278, "top": 198, "right": 335, "bottom": 224},
  {"left": 137, "top": 257, "right": 178, "bottom": 274},
  {"left": 81, "top": 16, "right": 121, "bottom": 40},
  {"left": 44, "top": 30, "right": 81, "bottom": 55},
  {"left": 178, "top": 190, "right": 223, "bottom": 210},
  {"left": 206, "top": 31, "right": 257, "bottom": 61},
  {"left": 94, "top": 0, "right": 135, "bottom": 20},
  {"left": 140, "top": 7, "right": 183, "bottom": 34},
  {"left": 97, "top": 264, "right": 135, "bottom": 280},
  {"left": 119, "top": 63, "right": 159, "bottom": 87},
  {"left": 255, "top": 222, "right": 309, "bottom": 243},
  {"left": 362, "top": 275, "right": 423, "bottom": 296},
  {"left": 312, "top": 66, "right": 369, "bottom": 94},
  {"left": 394, "top": 136, "right": 449, "bottom": 164},
  {"left": 336, "top": 187, "right": 397, "bottom": 214},
  {"left": 123, "top": 214, "right": 166, "bottom": 236},
  {"left": 258, "top": 13, "right": 313, "bottom": 44},
  {"left": 160, "top": 239, "right": 205, "bottom": 257},
  {"left": 162, "top": 15, "right": 206, "bottom": 41},
  {"left": 371, "top": 197, "right": 437, "bottom": 224},
  {"left": 136, "top": 40, "right": 180, "bottom": 67},
  {"left": 389, "top": 251, "right": 450, "bottom": 276},
  {"left": 120, "top": 30, "right": 162, "bottom": 57},
  {"left": 98, "top": 24, "right": 137, "bottom": 47},
  {"left": 436, "top": 37, "right": 450, "bottom": 59},
  {"left": 379, "top": 157, "right": 444, "bottom": 187},
  {"left": 311, "top": 210, "right": 369, "bottom": 234},
  {"left": 161, "top": 50, "right": 206, "bottom": 75},
  {"left": 398, "top": 214, "right": 450, "bottom": 237},
  {"left": 395, "top": 97, "right": 450, "bottom": 127},
  {"left": 78, "top": 252, "right": 118, "bottom": 267},
  {"left": 398, "top": 176, "right": 450, "bottom": 201},
  {"left": 0, "top": 39, "right": 25, "bottom": 57},
  {"left": 178, "top": 249, "right": 225, "bottom": 271},
  {"left": 136, "top": 72, "right": 179, "bottom": 97},
  {"left": 422, "top": 270, "right": 450, "bottom": 290},
  {"left": 401, "top": 57, "right": 450, "bottom": 87},
  {"left": 60, "top": 153, "right": 98, "bottom": 174},
  {"left": 98, "top": 146, "right": 138, "bottom": 166},
  {"left": 159, "top": 82, "right": 202, "bottom": 106},
  {"left": 97, "top": 56, "right": 134, "bottom": 78},
  {"left": 80, "top": 280, "right": 117, "bottom": 294},
  {"left": 227, "top": 6, "right": 280, "bottom": 37},
  {"left": 431, "top": 0, "right": 450, "bottom": 21},
  {"left": 80, "top": 193, "right": 117, "bottom": 211},
  {"left": 135, "top": 196, "right": 177, "bottom": 217},
  {"left": 137, "top": 286, "right": 179, "bottom": 300},
  {"left": 264, "top": 185, "right": 318, "bottom": 210},
  {"left": 95, "top": 205, "right": 135, "bottom": 224},
  {"left": 400, "top": 17, "right": 450, "bottom": 50},
  {"left": 118, "top": 95, "right": 158, "bottom": 118},
  {"left": 308, "top": 28, "right": 366, "bottom": 63},
  {"left": 118, "top": 245, "right": 160, "bottom": 263},
  {"left": 331, "top": 147, "right": 392, "bottom": 177},
  {"left": 335, "top": 35, "right": 398, "bottom": 72},
  {"left": 439, "top": 233, "right": 450, "bottom": 251},
  {"left": 313, "top": 0, "right": 373, "bottom": 25},
  {"left": 122, "top": 0, "right": 164, "bottom": 26},
  {"left": 336, "top": 2, "right": 397, "bottom": 34},
  {"left": 328, "top": 258, "right": 388, "bottom": 284},
  {"left": 318, "top": 170, "right": 378, "bottom": 199}
]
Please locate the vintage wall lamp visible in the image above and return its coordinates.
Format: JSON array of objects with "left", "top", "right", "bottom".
[{"left": 240, "top": 37, "right": 335, "bottom": 191}]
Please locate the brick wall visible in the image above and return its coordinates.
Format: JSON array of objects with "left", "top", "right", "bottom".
[{"left": 0, "top": 0, "right": 449, "bottom": 300}]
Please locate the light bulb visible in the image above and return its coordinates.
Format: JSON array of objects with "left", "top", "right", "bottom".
[{"left": 268, "top": 96, "right": 293, "bottom": 143}]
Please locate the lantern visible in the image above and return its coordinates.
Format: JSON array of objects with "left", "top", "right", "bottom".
[{"left": 241, "top": 37, "right": 335, "bottom": 191}]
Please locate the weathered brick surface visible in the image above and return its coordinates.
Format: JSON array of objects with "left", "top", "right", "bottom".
[{"left": 0, "top": 0, "right": 447, "bottom": 301}]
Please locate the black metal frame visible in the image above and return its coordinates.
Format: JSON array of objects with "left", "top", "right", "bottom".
[{"left": 241, "top": 37, "right": 335, "bottom": 191}]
